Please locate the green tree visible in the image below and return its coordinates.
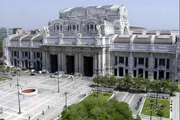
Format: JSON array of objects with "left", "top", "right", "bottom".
[
  {"left": 116, "top": 77, "right": 125, "bottom": 89},
  {"left": 150, "top": 80, "right": 161, "bottom": 92},
  {"left": 123, "top": 73, "right": 132, "bottom": 91},
  {"left": 133, "top": 74, "right": 145, "bottom": 92},
  {"left": 161, "top": 79, "right": 170, "bottom": 93},
  {"left": 169, "top": 81, "right": 179, "bottom": 96},
  {"left": 109, "top": 75, "right": 116, "bottom": 87},
  {"left": 143, "top": 78, "right": 151, "bottom": 92},
  {"left": 60, "top": 98, "right": 139, "bottom": 120}
]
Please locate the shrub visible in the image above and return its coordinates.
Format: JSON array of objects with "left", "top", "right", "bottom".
[{"left": 157, "top": 109, "right": 164, "bottom": 117}]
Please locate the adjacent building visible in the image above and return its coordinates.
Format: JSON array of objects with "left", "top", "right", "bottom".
[
  {"left": 0, "top": 28, "right": 13, "bottom": 40},
  {"left": 3, "top": 5, "right": 179, "bottom": 80}
]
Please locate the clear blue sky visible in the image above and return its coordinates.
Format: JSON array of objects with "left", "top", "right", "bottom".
[{"left": 0, "top": 0, "right": 179, "bottom": 30}]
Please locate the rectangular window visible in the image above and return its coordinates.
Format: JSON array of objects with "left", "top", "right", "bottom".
[
  {"left": 119, "top": 67, "right": 123, "bottom": 76},
  {"left": 29, "top": 52, "right": 30, "bottom": 59},
  {"left": 37, "top": 52, "right": 40, "bottom": 58},
  {"left": 17, "top": 52, "right": 19, "bottom": 58},
  {"left": 159, "top": 59, "right": 165, "bottom": 66},
  {"left": 166, "top": 72, "right": 169, "bottom": 79},
  {"left": 11, "top": 51, "right": 13, "bottom": 56},
  {"left": 145, "top": 58, "right": 148, "bottom": 68},
  {"left": 134, "top": 57, "right": 137, "bottom": 67},
  {"left": 25, "top": 52, "right": 28, "bottom": 57},
  {"left": 155, "top": 58, "right": 157, "bottom": 68},
  {"left": 145, "top": 71, "right": 148, "bottom": 79},
  {"left": 34, "top": 52, "right": 35, "bottom": 58},
  {"left": 139, "top": 69, "right": 143, "bottom": 77},
  {"left": 41, "top": 53, "right": 42, "bottom": 60},
  {"left": 115, "top": 56, "right": 117, "bottom": 65},
  {"left": 138, "top": 58, "right": 144, "bottom": 65},
  {"left": 14, "top": 51, "right": 16, "bottom": 56},
  {"left": 125, "top": 69, "right": 128, "bottom": 75},
  {"left": 114, "top": 69, "right": 117, "bottom": 76},
  {"left": 154, "top": 71, "right": 157, "bottom": 79},
  {"left": 134, "top": 70, "right": 136, "bottom": 77},
  {"left": 119, "top": 57, "right": 124, "bottom": 63},
  {"left": 90, "top": 25, "right": 93, "bottom": 29},
  {"left": 126, "top": 57, "right": 128, "bottom": 66},
  {"left": 167, "top": 59, "right": 169, "bottom": 69}
]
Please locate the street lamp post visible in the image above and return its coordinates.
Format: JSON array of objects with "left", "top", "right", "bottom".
[
  {"left": 57, "top": 74, "right": 62, "bottom": 93},
  {"left": 58, "top": 74, "right": 60, "bottom": 92},
  {"left": 16, "top": 66, "right": 21, "bottom": 114},
  {"left": 150, "top": 103, "right": 153, "bottom": 120},
  {"left": 64, "top": 91, "right": 67, "bottom": 108}
]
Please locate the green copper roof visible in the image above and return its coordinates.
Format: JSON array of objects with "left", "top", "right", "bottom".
[
  {"left": 110, "top": 5, "right": 122, "bottom": 11},
  {"left": 60, "top": 5, "right": 123, "bottom": 14},
  {"left": 60, "top": 8, "right": 73, "bottom": 13},
  {"left": 96, "top": 6, "right": 102, "bottom": 8}
]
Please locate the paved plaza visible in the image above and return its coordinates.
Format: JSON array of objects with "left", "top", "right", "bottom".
[
  {"left": 0, "top": 72, "right": 179, "bottom": 120},
  {"left": 0, "top": 73, "right": 94, "bottom": 120}
]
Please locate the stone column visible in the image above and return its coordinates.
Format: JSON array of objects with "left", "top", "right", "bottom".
[
  {"left": 19, "top": 49, "right": 22, "bottom": 67},
  {"left": 30, "top": 50, "right": 33, "bottom": 69},
  {"left": 117, "top": 56, "right": 119, "bottom": 76},
  {"left": 75, "top": 53, "right": 78, "bottom": 74},
  {"left": 98, "top": 52, "right": 101, "bottom": 75},
  {"left": 107, "top": 49, "right": 111, "bottom": 75},
  {"left": 101, "top": 48, "right": 105, "bottom": 76},
  {"left": 58, "top": 52, "right": 61, "bottom": 71},
  {"left": 128, "top": 53, "right": 133, "bottom": 77},
  {"left": 79, "top": 53, "right": 82, "bottom": 74},
  {"left": 148, "top": 53, "right": 154, "bottom": 80},
  {"left": 62, "top": 52, "right": 65, "bottom": 72},
  {"left": 94, "top": 53, "right": 97, "bottom": 75}
]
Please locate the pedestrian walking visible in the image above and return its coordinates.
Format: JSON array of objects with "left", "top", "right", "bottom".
[
  {"left": 28, "top": 116, "right": 31, "bottom": 120},
  {"left": 42, "top": 110, "right": 44, "bottom": 115}
]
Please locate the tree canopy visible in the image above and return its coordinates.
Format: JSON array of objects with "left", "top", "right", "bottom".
[
  {"left": 60, "top": 98, "right": 141, "bottom": 120},
  {"left": 93, "top": 74, "right": 179, "bottom": 95}
]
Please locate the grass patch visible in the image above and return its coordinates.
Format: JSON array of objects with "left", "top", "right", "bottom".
[
  {"left": 0, "top": 78, "right": 7, "bottom": 82},
  {"left": 141, "top": 98, "right": 170, "bottom": 118},
  {"left": 82, "top": 92, "right": 112, "bottom": 101}
]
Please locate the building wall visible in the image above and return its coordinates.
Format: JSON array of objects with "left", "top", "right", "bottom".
[{"left": 2, "top": 5, "right": 180, "bottom": 80}]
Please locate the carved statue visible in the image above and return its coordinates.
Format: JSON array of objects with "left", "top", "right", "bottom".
[
  {"left": 43, "top": 27, "right": 50, "bottom": 36},
  {"left": 76, "top": 33, "right": 82, "bottom": 45},
  {"left": 96, "top": 25, "right": 102, "bottom": 37}
]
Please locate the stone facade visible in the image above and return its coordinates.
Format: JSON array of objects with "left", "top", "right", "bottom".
[{"left": 3, "top": 5, "right": 180, "bottom": 80}]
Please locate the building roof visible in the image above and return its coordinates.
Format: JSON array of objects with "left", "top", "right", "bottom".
[
  {"left": 33, "top": 35, "right": 43, "bottom": 41},
  {"left": 11, "top": 34, "right": 25, "bottom": 41},
  {"left": 60, "top": 5, "right": 123, "bottom": 14},
  {"left": 21, "top": 35, "right": 35, "bottom": 41}
]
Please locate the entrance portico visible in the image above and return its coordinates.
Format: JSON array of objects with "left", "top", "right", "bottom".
[{"left": 42, "top": 46, "right": 106, "bottom": 76}]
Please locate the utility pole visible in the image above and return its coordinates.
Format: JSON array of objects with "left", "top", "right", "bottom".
[{"left": 16, "top": 66, "right": 21, "bottom": 114}]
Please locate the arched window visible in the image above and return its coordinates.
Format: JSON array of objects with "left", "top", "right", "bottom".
[
  {"left": 77, "top": 25, "right": 79, "bottom": 31},
  {"left": 57, "top": 26, "right": 59, "bottom": 30},
  {"left": 60, "top": 25, "right": 62, "bottom": 31},
  {"left": 73, "top": 25, "right": 76, "bottom": 30}
]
